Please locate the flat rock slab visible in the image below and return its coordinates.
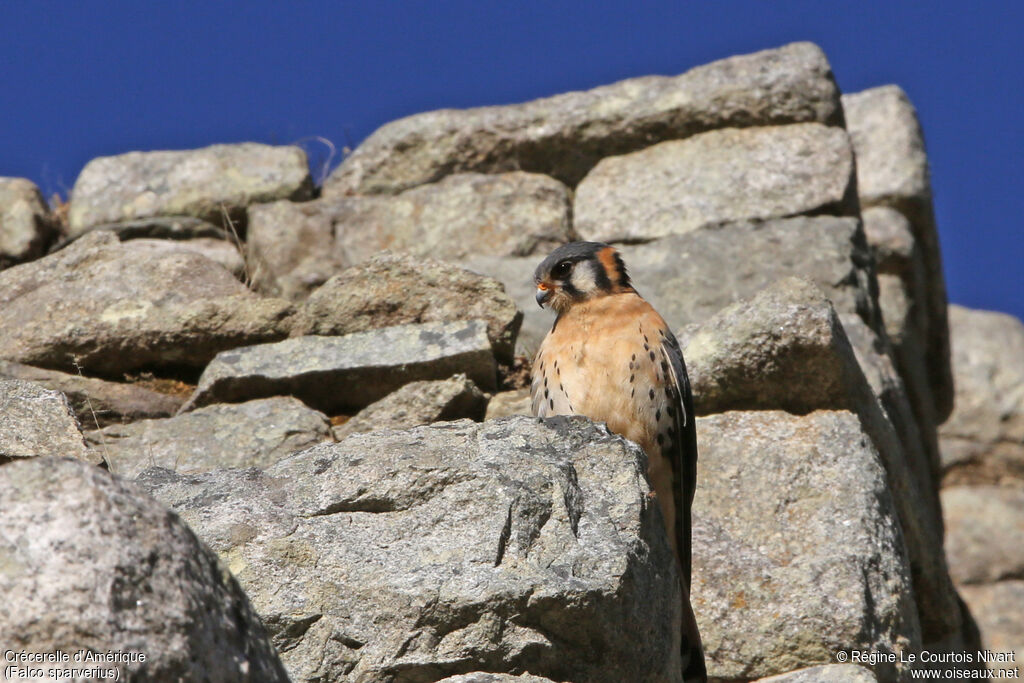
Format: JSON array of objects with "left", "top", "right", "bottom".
[
  {"left": 248, "top": 171, "right": 571, "bottom": 300},
  {"left": 693, "top": 410, "right": 920, "bottom": 683},
  {"left": 574, "top": 123, "right": 856, "bottom": 243},
  {"left": 0, "top": 457, "right": 288, "bottom": 681},
  {"left": 0, "top": 176, "right": 54, "bottom": 267},
  {"left": 88, "top": 397, "right": 333, "bottom": 479},
  {"left": 333, "top": 375, "right": 486, "bottom": 439},
  {"left": 0, "top": 379, "right": 90, "bottom": 462},
  {"left": 940, "top": 305, "right": 1024, "bottom": 479},
  {"left": 68, "top": 142, "right": 313, "bottom": 235},
  {"left": 138, "top": 416, "right": 683, "bottom": 683},
  {"left": 466, "top": 216, "right": 877, "bottom": 355},
  {"left": 0, "top": 360, "right": 183, "bottom": 428},
  {"left": 0, "top": 230, "right": 293, "bottom": 375},
  {"left": 941, "top": 486, "right": 1024, "bottom": 585},
  {"left": 184, "top": 320, "right": 498, "bottom": 414},
  {"left": 325, "top": 41, "right": 841, "bottom": 194},
  {"left": 293, "top": 251, "right": 523, "bottom": 364}
]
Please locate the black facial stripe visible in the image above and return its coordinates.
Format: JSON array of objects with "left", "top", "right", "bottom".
[
  {"left": 592, "top": 259, "right": 613, "bottom": 291},
  {"left": 612, "top": 251, "right": 632, "bottom": 288}
]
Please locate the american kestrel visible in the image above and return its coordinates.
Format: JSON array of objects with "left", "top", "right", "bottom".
[{"left": 531, "top": 241, "right": 706, "bottom": 682}]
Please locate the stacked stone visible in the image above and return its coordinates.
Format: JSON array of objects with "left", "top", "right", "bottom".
[{"left": 3, "top": 41, "right": 1017, "bottom": 682}]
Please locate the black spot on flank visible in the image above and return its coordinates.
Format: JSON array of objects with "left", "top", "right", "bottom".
[
  {"left": 549, "top": 398, "right": 554, "bottom": 410},
  {"left": 629, "top": 374, "right": 635, "bottom": 383},
  {"left": 539, "top": 361, "right": 544, "bottom": 370},
  {"left": 560, "top": 383, "right": 565, "bottom": 392},
  {"left": 553, "top": 360, "right": 558, "bottom": 368},
  {"left": 643, "top": 343, "right": 649, "bottom": 351},
  {"left": 659, "top": 328, "right": 666, "bottom": 337},
  {"left": 631, "top": 388, "right": 635, "bottom": 397},
  {"left": 649, "top": 351, "right": 656, "bottom": 362},
  {"left": 656, "top": 409, "right": 661, "bottom": 421},
  {"left": 556, "top": 367, "right": 561, "bottom": 376},
  {"left": 544, "top": 377, "right": 548, "bottom": 387},
  {"left": 666, "top": 405, "right": 675, "bottom": 417},
  {"left": 644, "top": 335, "right": 649, "bottom": 343},
  {"left": 544, "top": 388, "right": 549, "bottom": 399},
  {"left": 649, "top": 388, "right": 655, "bottom": 400},
  {"left": 657, "top": 434, "right": 664, "bottom": 446},
  {"left": 631, "top": 353, "right": 636, "bottom": 361},
  {"left": 661, "top": 361, "right": 669, "bottom": 375}
]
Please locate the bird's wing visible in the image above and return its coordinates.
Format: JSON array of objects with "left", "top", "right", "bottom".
[{"left": 660, "top": 328, "right": 698, "bottom": 590}]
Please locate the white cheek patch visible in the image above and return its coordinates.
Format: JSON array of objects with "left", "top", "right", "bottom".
[{"left": 570, "top": 261, "right": 600, "bottom": 295}]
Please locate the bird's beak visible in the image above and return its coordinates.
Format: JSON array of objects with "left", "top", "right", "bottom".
[{"left": 535, "top": 282, "right": 552, "bottom": 308}]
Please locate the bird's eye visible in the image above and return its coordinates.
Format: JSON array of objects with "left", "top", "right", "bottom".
[{"left": 552, "top": 260, "right": 572, "bottom": 278}]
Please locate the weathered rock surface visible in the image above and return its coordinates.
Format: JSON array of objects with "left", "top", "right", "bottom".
[
  {"left": 325, "top": 42, "right": 841, "bottom": 195},
  {"left": 0, "top": 359, "right": 184, "bottom": 427},
  {"left": 0, "top": 231, "right": 293, "bottom": 375},
  {"left": 184, "top": 320, "right": 497, "bottom": 414},
  {"left": 138, "top": 416, "right": 684, "bottom": 683},
  {"left": 127, "top": 236, "right": 247, "bottom": 279},
  {"left": 0, "top": 379, "right": 90, "bottom": 462},
  {"left": 957, "top": 582, "right": 1024, "bottom": 675},
  {"left": 685, "top": 278, "right": 866, "bottom": 415},
  {"left": 88, "top": 397, "right": 332, "bottom": 479},
  {"left": 467, "top": 216, "right": 877, "bottom": 355},
  {"left": 248, "top": 172, "right": 572, "bottom": 300},
  {"left": 293, "top": 252, "right": 523, "bottom": 363},
  {"left": 941, "top": 486, "right": 1024, "bottom": 585},
  {"left": 939, "top": 305, "right": 1024, "bottom": 480},
  {"left": 485, "top": 388, "right": 532, "bottom": 421},
  {"left": 843, "top": 85, "right": 952, "bottom": 422},
  {"left": 68, "top": 142, "right": 313, "bottom": 235},
  {"left": 0, "top": 457, "right": 288, "bottom": 681},
  {"left": 0, "top": 177, "right": 54, "bottom": 267},
  {"left": 754, "top": 664, "right": 878, "bottom": 682},
  {"left": 574, "top": 123, "right": 856, "bottom": 243},
  {"left": 333, "top": 375, "right": 487, "bottom": 439},
  {"left": 692, "top": 410, "right": 920, "bottom": 682}
]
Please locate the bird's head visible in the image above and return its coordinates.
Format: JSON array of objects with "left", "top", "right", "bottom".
[{"left": 533, "top": 241, "right": 633, "bottom": 313}]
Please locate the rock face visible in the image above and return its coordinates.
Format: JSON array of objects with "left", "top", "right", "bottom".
[
  {"left": 956, "top": 582, "right": 1024, "bottom": 676},
  {"left": 138, "top": 416, "right": 684, "bottom": 683},
  {"left": 293, "top": 252, "right": 523, "bottom": 364},
  {"left": 248, "top": 172, "right": 572, "bottom": 300},
  {"left": 87, "top": 397, "right": 333, "bottom": 479},
  {"left": 485, "top": 389, "right": 532, "bottom": 421},
  {"left": 941, "top": 486, "right": 1024, "bottom": 586},
  {"left": 68, "top": 142, "right": 313, "bottom": 236},
  {"left": 692, "top": 410, "right": 920, "bottom": 682},
  {"left": 574, "top": 123, "right": 856, "bottom": 243},
  {"left": 468, "top": 215, "right": 878, "bottom": 355},
  {"left": 0, "top": 457, "right": 288, "bottom": 681},
  {"left": 684, "top": 278, "right": 866, "bottom": 415},
  {"left": 939, "top": 305, "right": 1024, "bottom": 480},
  {"left": 0, "top": 177, "right": 54, "bottom": 267},
  {"left": 184, "top": 320, "right": 498, "bottom": 413},
  {"left": 843, "top": 86, "right": 952, "bottom": 424},
  {"left": 0, "top": 379, "right": 90, "bottom": 462},
  {"left": 325, "top": 42, "right": 841, "bottom": 195},
  {"left": 0, "top": 231, "right": 293, "bottom": 375},
  {"left": 333, "top": 375, "right": 487, "bottom": 439},
  {"left": 0, "top": 360, "right": 184, "bottom": 427}
]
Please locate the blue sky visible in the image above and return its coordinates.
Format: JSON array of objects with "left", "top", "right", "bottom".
[{"left": 2, "top": 1, "right": 1021, "bottom": 320}]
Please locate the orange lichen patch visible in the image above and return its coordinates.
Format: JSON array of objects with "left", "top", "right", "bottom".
[{"left": 330, "top": 414, "right": 352, "bottom": 427}]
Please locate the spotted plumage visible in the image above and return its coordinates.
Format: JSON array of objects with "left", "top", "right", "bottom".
[{"left": 531, "top": 241, "right": 705, "bottom": 682}]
